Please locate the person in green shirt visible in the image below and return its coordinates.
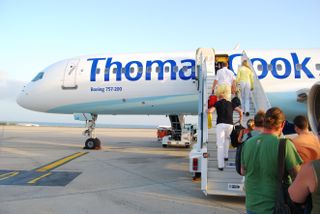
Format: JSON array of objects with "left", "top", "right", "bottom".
[{"left": 241, "top": 107, "right": 303, "bottom": 214}]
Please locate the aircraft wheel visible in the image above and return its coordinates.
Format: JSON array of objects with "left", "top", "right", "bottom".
[{"left": 85, "top": 138, "right": 97, "bottom": 150}]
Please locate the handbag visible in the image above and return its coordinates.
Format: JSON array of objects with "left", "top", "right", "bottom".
[
  {"left": 235, "top": 132, "right": 252, "bottom": 175},
  {"left": 208, "top": 95, "right": 217, "bottom": 108},
  {"left": 273, "top": 138, "right": 291, "bottom": 213},
  {"left": 231, "top": 96, "right": 241, "bottom": 108},
  {"left": 230, "top": 121, "right": 244, "bottom": 148},
  {"left": 273, "top": 139, "right": 304, "bottom": 214}
]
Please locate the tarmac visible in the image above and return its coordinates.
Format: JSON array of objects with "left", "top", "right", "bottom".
[{"left": 0, "top": 125, "right": 245, "bottom": 214}]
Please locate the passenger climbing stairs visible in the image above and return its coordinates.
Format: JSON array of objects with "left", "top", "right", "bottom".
[{"left": 195, "top": 48, "right": 271, "bottom": 196}]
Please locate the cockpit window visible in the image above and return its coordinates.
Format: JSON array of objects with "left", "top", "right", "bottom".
[{"left": 32, "top": 72, "right": 44, "bottom": 82}]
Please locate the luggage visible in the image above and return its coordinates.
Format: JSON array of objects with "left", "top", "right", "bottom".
[
  {"left": 208, "top": 95, "right": 217, "bottom": 108},
  {"left": 231, "top": 96, "right": 241, "bottom": 108},
  {"left": 208, "top": 112, "right": 212, "bottom": 129},
  {"left": 230, "top": 123, "right": 245, "bottom": 148},
  {"left": 207, "top": 95, "right": 217, "bottom": 129},
  {"left": 235, "top": 132, "right": 252, "bottom": 175}
]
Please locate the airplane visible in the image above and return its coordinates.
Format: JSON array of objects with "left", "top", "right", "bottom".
[{"left": 17, "top": 48, "right": 320, "bottom": 149}]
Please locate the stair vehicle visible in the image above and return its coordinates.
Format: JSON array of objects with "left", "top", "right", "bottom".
[
  {"left": 162, "top": 115, "right": 196, "bottom": 148},
  {"left": 189, "top": 48, "right": 271, "bottom": 196}
]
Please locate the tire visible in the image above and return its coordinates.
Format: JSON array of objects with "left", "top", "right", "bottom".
[
  {"left": 85, "top": 138, "right": 97, "bottom": 149},
  {"left": 162, "top": 144, "right": 168, "bottom": 148},
  {"left": 185, "top": 145, "right": 190, "bottom": 148}
]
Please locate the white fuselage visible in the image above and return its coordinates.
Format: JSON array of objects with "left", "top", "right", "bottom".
[{"left": 17, "top": 49, "right": 320, "bottom": 120}]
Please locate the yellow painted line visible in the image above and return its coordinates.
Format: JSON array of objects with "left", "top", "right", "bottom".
[
  {"left": 0, "top": 171, "right": 19, "bottom": 181},
  {"left": 0, "top": 172, "right": 15, "bottom": 178},
  {"left": 36, "top": 151, "right": 88, "bottom": 172},
  {"left": 27, "top": 172, "right": 52, "bottom": 184}
]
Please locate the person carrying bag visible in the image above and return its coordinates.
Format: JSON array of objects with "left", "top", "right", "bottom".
[
  {"left": 274, "top": 139, "right": 304, "bottom": 214},
  {"left": 241, "top": 107, "right": 302, "bottom": 213}
]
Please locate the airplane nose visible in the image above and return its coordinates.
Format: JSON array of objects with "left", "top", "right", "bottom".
[
  {"left": 16, "top": 85, "right": 31, "bottom": 110},
  {"left": 17, "top": 60, "right": 67, "bottom": 112},
  {"left": 16, "top": 87, "right": 26, "bottom": 107}
]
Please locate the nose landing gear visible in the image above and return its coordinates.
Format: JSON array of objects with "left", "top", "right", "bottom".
[
  {"left": 84, "top": 138, "right": 101, "bottom": 150},
  {"left": 82, "top": 114, "right": 101, "bottom": 150}
]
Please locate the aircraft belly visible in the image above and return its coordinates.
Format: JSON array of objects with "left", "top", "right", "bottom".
[
  {"left": 266, "top": 92, "right": 307, "bottom": 121},
  {"left": 47, "top": 94, "right": 198, "bottom": 115}
]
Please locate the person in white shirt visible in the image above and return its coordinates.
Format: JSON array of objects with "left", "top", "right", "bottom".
[{"left": 211, "top": 62, "right": 236, "bottom": 101}]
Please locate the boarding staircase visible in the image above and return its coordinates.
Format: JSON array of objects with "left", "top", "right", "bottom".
[
  {"left": 168, "top": 115, "right": 184, "bottom": 141},
  {"left": 195, "top": 48, "right": 271, "bottom": 196}
]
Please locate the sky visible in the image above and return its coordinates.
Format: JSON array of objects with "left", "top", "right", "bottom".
[{"left": 0, "top": 0, "right": 319, "bottom": 126}]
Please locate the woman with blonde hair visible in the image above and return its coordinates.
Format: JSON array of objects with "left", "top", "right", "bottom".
[
  {"left": 208, "top": 88, "right": 242, "bottom": 170},
  {"left": 236, "top": 60, "right": 254, "bottom": 116}
]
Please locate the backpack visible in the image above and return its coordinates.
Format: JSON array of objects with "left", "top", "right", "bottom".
[
  {"left": 235, "top": 132, "right": 252, "bottom": 175},
  {"left": 230, "top": 123, "right": 245, "bottom": 148},
  {"left": 231, "top": 96, "right": 241, "bottom": 108}
]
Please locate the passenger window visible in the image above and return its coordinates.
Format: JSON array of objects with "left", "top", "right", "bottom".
[
  {"left": 267, "top": 64, "right": 272, "bottom": 71},
  {"left": 32, "top": 72, "right": 44, "bottom": 82},
  {"left": 122, "top": 68, "right": 126, "bottom": 73},
  {"left": 147, "top": 67, "right": 152, "bottom": 73},
  {"left": 296, "top": 64, "right": 302, "bottom": 71},
  {"left": 183, "top": 66, "right": 188, "bottom": 72},
  {"left": 105, "top": 68, "right": 110, "bottom": 74},
  {"left": 96, "top": 68, "right": 100, "bottom": 74},
  {"left": 316, "top": 64, "right": 320, "bottom": 71},
  {"left": 156, "top": 67, "right": 160, "bottom": 73},
  {"left": 138, "top": 67, "right": 143, "bottom": 73},
  {"left": 174, "top": 66, "right": 179, "bottom": 72},
  {"left": 257, "top": 64, "right": 263, "bottom": 71},
  {"left": 130, "top": 67, "right": 135, "bottom": 73},
  {"left": 276, "top": 64, "right": 282, "bottom": 71},
  {"left": 113, "top": 68, "right": 117, "bottom": 73},
  {"left": 165, "top": 66, "right": 170, "bottom": 73}
]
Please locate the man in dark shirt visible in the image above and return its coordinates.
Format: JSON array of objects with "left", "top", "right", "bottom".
[{"left": 208, "top": 90, "right": 242, "bottom": 170}]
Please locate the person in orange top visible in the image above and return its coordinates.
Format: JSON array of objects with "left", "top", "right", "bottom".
[{"left": 292, "top": 115, "right": 320, "bottom": 164}]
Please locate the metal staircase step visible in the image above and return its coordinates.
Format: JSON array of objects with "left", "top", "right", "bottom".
[
  {"left": 195, "top": 49, "right": 271, "bottom": 197},
  {"left": 205, "top": 95, "right": 256, "bottom": 196}
]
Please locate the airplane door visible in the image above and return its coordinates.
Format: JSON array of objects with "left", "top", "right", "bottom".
[{"left": 62, "top": 59, "right": 79, "bottom": 89}]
